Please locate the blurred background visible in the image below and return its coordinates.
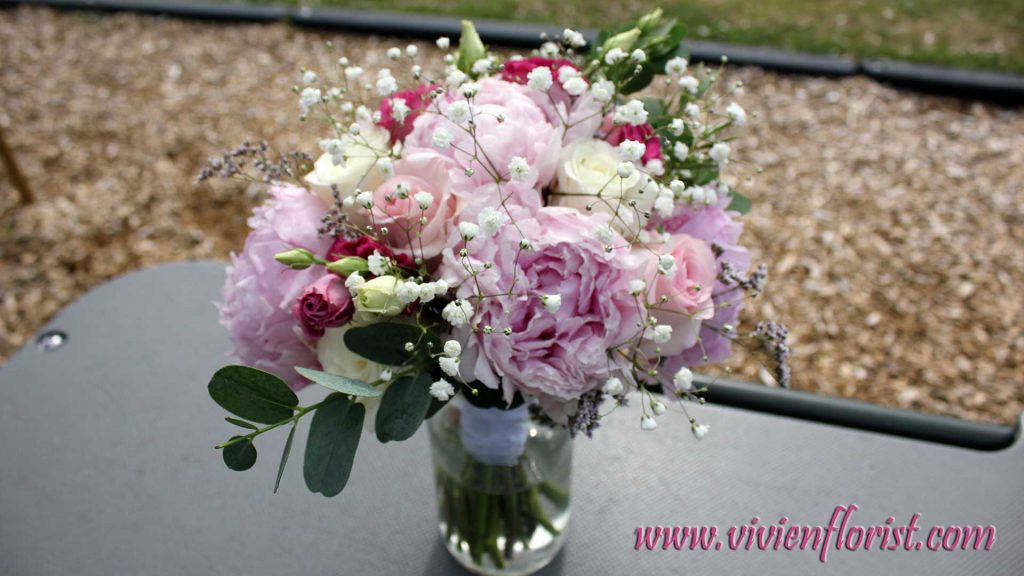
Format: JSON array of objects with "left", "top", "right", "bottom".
[{"left": 0, "top": 1, "right": 1021, "bottom": 424}]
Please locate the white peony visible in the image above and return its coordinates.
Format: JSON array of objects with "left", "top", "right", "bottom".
[
  {"left": 551, "top": 138, "right": 654, "bottom": 232},
  {"left": 304, "top": 123, "right": 391, "bottom": 207}
]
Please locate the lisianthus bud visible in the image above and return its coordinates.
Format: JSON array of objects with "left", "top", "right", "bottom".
[
  {"left": 274, "top": 248, "right": 317, "bottom": 269},
  {"left": 354, "top": 275, "right": 404, "bottom": 316},
  {"left": 326, "top": 256, "right": 369, "bottom": 276},
  {"left": 601, "top": 27, "right": 641, "bottom": 54}
]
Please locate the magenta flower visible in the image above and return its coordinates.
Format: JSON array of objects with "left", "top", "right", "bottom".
[
  {"left": 219, "top": 184, "right": 331, "bottom": 390},
  {"left": 293, "top": 274, "right": 355, "bottom": 338},
  {"left": 377, "top": 84, "right": 437, "bottom": 143}
]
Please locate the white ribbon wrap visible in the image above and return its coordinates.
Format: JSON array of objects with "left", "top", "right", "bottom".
[{"left": 457, "top": 396, "right": 530, "bottom": 466}]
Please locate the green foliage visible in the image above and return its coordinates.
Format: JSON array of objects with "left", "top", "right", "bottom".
[
  {"left": 303, "top": 394, "right": 365, "bottom": 497},
  {"left": 208, "top": 366, "right": 298, "bottom": 424},
  {"left": 295, "top": 366, "right": 383, "bottom": 397},
  {"left": 344, "top": 322, "right": 442, "bottom": 366},
  {"left": 274, "top": 421, "right": 298, "bottom": 493},
  {"left": 727, "top": 190, "right": 752, "bottom": 214},
  {"left": 225, "top": 416, "right": 258, "bottom": 430},
  {"left": 223, "top": 436, "right": 258, "bottom": 471},
  {"left": 375, "top": 373, "right": 433, "bottom": 443}
]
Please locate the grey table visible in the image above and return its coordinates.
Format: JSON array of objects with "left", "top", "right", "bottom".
[{"left": 1, "top": 262, "right": 1021, "bottom": 575}]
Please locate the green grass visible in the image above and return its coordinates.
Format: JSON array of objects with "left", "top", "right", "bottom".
[{"left": 249, "top": 0, "right": 1024, "bottom": 73}]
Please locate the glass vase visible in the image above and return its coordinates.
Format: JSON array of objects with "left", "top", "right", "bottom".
[{"left": 428, "top": 397, "right": 572, "bottom": 576}]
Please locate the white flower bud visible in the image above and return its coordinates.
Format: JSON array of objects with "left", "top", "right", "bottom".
[
  {"left": 651, "top": 398, "right": 667, "bottom": 416},
  {"left": 443, "top": 340, "right": 462, "bottom": 358},
  {"left": 430, "top": 378, "right": 455, "bottom": 401},
  {"left": 640, "top": 414, "right": 658, "bottom": 431},
  {"left": 438, "top": 356, "right": 460, "bottom": 378},
  {"left": 674, "top": 367, "right": 694, "bottom": 392},
  {"left": 603, "top": 377, "right": 624, "bottom": 396},
  {"left": 414, "top": 191, "right": 434, "bottom": 210},
  {"left": 459, "top": 221, "right": 479, "bottom": 240},
  {"left": 540, "top": 294, "right": 562, "bottom": 313}
]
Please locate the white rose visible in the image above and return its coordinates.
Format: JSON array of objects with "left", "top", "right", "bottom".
[
  {"left": 550, "top": 139, "right": 653, "bottom": 232},
  {"left": 317, "top": 325, "right": 385, "bottom": 432},
  {"left": 304, "top": 123, "right": 391, "bottom": 206}
]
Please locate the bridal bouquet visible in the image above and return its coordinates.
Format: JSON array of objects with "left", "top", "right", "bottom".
[{"left": 202, "top": 9, "right": 787, "bottom": 573}]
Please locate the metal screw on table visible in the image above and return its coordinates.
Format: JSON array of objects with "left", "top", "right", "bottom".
[{"left": 35, "top": 331, "right": 68, "bottom": 352}]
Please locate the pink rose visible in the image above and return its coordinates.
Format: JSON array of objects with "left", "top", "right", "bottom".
[
  {"left": 404, "top": 78, "right": 561, "bottom": 193},
  {"left": 603, "top": 116, "right": 662, "bottom": 164},
  {"left": 643, "top": 233, "right": 718, "bottom": 356},
  {"left": 648, "top": 183, "right": 750, "bottom": 368},
  {"left": 377, "top": 84, "right": 437, "bottom": 143},
  {"left": 219, "top": 184, "right": 331, "bottom": 391},
  {"left": 293, "top": 274, "right": 355, "bottom": 338},
  {"left": 362, "top": 150, "right": 460, "bottom": 260},
  {"left": 439, "top": 206, "right": 642, "bottom": 420}
]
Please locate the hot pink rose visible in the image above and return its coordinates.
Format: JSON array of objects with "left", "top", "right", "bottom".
[
  {"left": 643, "top": 233, "right": 718, "bottom": 356},
  {"left": 293, "top": 274, "right": 355, "bottom": 338},
  {"left": 327, "top": 235, "right": 415, "bottom": 272},
  {"left": 501, "top": 57, "right": 577, "bottom": 84},
  {"left": 377, "top": 84, "right": 437, "bottom": 143},
  {"left": 404, "top": 78, "right": 561, "bottom": 193},
  {"left": 604, "top": 117, "right": 662, "bottom": 164},
  {"left": 360, "top": 150, "right": 460, "bottom": 260},
  {"left": 439, "top": 206, "right": 642, "bottom": 421}
]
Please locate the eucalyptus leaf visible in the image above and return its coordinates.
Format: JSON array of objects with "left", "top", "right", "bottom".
[
  {"left": 303, "top": 394, "right": 365, "bottom": 497},
  {"left": 223, "top": 436, "right": 257, "bottom": 471},
  {"left": 209, "top": 365, "right": 298, "bottom": 425},
  {"left": 727, "top": 191, "right": 751, "bottom": 214},
  {"left": 274, "top": 420, "right": 298, "bottom": 494},
  {"left": 375, "top": 373, "right": 433, "bottom": 443},
  {"left": 225, "top": 417, "right": 258, "bottom": 430},
  {"left": 296, "top": 366, "right": 382, "bottom": 397},
  {"left": 344, "top": 323, "right": 440, "bottom": 366}
]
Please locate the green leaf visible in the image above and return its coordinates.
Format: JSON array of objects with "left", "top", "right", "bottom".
[
  {"left": 225, "top": 417, "right": 258, "bottom": 430},
  {"left": 727, "top": 191, "right": 751, "bottom": 214},
  {"left": 375, "top": 373, "right": 433, "bottom": 443},
  {"left": 303, "top": 394, "right": 365, "bottom": 497},
  {"left": 343, "top": 323, "right": 441, "bottom": 366},
  {"left": 209, "top": 365, "right": 298, "bottom": 425},
  {"left": 274, "top": 420, "right": 298, "bottom": 494},
  {"left": 223, "top": 436, "right": 257, "bottom": 471},
  {"left": 295, "top": 366, "right": 383, "bottom": 397}
]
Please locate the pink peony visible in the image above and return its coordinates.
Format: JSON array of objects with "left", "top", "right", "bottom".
[
  {"left": 404, "top": 78, "right": 561, "bottom": 193},
  {"left": 501, "top": 58, "right": 603, "bottom": 145},
  {"left": 643, "top": 233, "right": 718, "bottom": 357},
  {"left": 219, "top": 184, "right": 331, "bottom": 391},
  {"left": 603, "top": 116, "right": 662, "bottom": 164},
  {"left": 357, "top": 150, "right": 461, "bottom": 261},
  {"left": 377, "top": 84, "right": 437, "bottom": 143},
  {"left": 293, "top": 274, "right": 355, "bottom": 338},
  {"left": 439, "top": 206, "right": 642, "bottom": 421}
]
